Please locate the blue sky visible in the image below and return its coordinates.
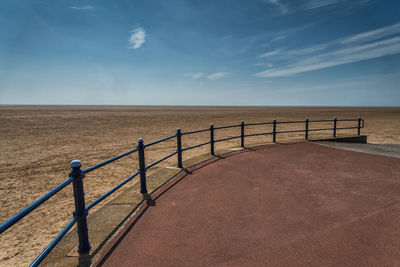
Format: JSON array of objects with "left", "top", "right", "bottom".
[{"left": 0, "top": 0, "right": 399, "bottom": 105}]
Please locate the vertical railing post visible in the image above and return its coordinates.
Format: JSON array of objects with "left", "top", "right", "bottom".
[
  {"left": 176, "top": 128, "right": 183, "bottom": 168},
  {"left": 305, "top": 117, "right": 309, "bottom": 140},
  {"left": 137, "top": 138, "right": 154, "bottom": 205},
  {"left": 240, "top": 120, "right": 245, "bottom": 148},
  {"left": 210, "top": 124, "right": 215, "bottom": 155},
  {"left": 333, "top": 117, "right": 337, "bottom": 138},
  {"left": 70, "top": 160, "right": 91, "bottom": 255},
  {"left": 357, "top": 116, "right": 361, "bottom": 136},
  {"left": 273, "top": 119, "right": 277, "bottom": 143}
]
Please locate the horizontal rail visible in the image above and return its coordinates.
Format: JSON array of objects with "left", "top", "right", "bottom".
[
  {"left": 144, "top": 134, "right": 177, "bottom": 148},
  {"left": 86, "top": 171, "right": 140, "bottom": 211},
  {"left": 0, "top": 176, "right": 74, "bottom": 235},
  {"left": 244, "top": 132, "right": 273, "bottom": 137},
  {"left": 214, "top": 124, "right": 241, "bottom": 130},
  {"left": 245, "top": 122, "right": 273, "bottom": 126},
  {"left": 145, "top": 151, "right": 178, "bottom": 170},
  {"left": 214, "top": 135, "right": 241, "bottom": 143},
  {"left": 182, "top": 141, "right": 210, "bottom": 151},
  {"left": 83, "top": 147, "right": 138, "bottom": 174},
  {"left": 182, "top": 128, "right": 209, "bottom": 135},
  {"left": 30, "top": 216, "right": 78, "bottom": 267}
]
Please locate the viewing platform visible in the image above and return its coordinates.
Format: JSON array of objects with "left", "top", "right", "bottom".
[{"left": 93, "top": 142, "right": 400, "bottom": 266}]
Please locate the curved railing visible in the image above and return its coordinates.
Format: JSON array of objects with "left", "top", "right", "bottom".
[{"left": 0, "top": 116, "right": 364, "bottom": 266}]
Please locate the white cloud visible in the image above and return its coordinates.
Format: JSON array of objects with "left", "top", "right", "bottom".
[
  {"left": 69, "top": 5, "right": 94, "bottom": 10},
  {"left": 259, "top": 49, "right": 281, "bottom": 58},
  {"left": 255, "top": 37, "right": 400, "bottom": 77},
  {"left": 207, "top": 72, "right": 229, "bottom": 80},
  {"left": 253, "top": 62, "right": 274, "bottom": 67},
  {"left": 128, "top": 28, "right": 146, "bottom": 49},
  {"left": 303, "top": 0, "right": 371, "bottom": 9},
  {"left": 266, "top": 0, "right": 288, "bottom": 14},
  {"left": 271, "top": 35, "right": 286, "bottom": 42},
  {"left": 264, "top": 0, "right": 370, "bottom": 14},
  {"left": 341, "top": 22, "right": 400, "bottom": 44},
  {"left": 304, "top": 0, "right": 346, "bottom": 9},
  {"left": 284, "top": 44, "right": 329, "bottom": 57},
  {"left": 254, "top": 22, "right": 400, "bottom": 77},
  {"left": 184, "top": 72, "right": 205, "bottom": 79}
]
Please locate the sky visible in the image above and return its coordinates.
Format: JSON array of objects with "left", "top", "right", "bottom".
[{"left": 0, "top": 0, "right": 399, "bottom": 106}]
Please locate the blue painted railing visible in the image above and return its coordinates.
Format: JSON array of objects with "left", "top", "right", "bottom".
[{"left": 0, "top": 116, "right": 364, "bottom": 266}]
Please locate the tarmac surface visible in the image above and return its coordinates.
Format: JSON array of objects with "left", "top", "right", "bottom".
[{"left": 98, "top": 142, "right": 400, "bottom": 266}]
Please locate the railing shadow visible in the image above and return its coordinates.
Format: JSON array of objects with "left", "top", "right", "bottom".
[{"left": 94, "top": 142, "right": 300, "bottom": 266}]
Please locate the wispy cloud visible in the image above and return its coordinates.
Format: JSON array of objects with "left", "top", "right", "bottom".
[
  {"left": 254, "top": 22, "right": 400, "bottom": 77},
  {"left": 266, "top": 0, "right": 288, "bottom": 14},
  {"left": 259, "top": 49, "right": 281, "bottom": 58},
  {"left": 218, "top": 24, "right": 312, "bottom": 57},
  {"left": 271, "top": 35, "right": 286, "bottom": 42},
  {"left": 303, "top": 0, "right": 370, "bottom": 10},
  {"left": 264, "top": 0, "right": 370, "bottom": 14},
  {"left": 253, "top": 62, "right": 274, "bottom": 67},
  {"left": 341, "top": 22, "right": 400, "bottom": 44},
  {"left": 184, "top": 72, "right": 205, "bottom": 79},
  {"left": 207, "top": 72, "right": 229, "bottom": 80},
  {"left": 128, "top": 28, "right": 146, "bottom": 49},
  {"left": 69, "top": 5, "right": 94, "bottom": 10}
]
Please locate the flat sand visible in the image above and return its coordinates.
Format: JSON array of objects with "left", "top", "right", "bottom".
[{"left": 0, "top": 105, "right": 399, "bottom": 266}]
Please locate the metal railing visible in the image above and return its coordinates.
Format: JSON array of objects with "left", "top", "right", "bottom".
[{"left": 0, "top": 116, "right": 364, "bottom": 266}]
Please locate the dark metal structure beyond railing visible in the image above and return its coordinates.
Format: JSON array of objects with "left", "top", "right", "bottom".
[{"left": 0, "top": 116, "right": 365, "bottom": 266}]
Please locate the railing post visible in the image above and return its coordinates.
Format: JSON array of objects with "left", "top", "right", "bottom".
[
  {"left": 305, "top": 117, "right": 309, "bottom": 140},
  {"left": 240, "top": 120, "right": 245, "bottom": 148},
  {"left": 70, "top": 160, "right": 91, "bottom": 255},
  {"left": 210, "top": 124, "right": 215, "bottom": 155},
  {"left": 333, "top": 117, "right": 337, "bottom": 138},
  {"left": 137, "top": 138, "right": 155, "bottom": 205},
  {"left": 176, "top": 128, "right": 183, "bottom": 168},
  {"left": 273, "top": 119, "right": 277, "bottom": 143},
  {"left": 357, "top": 116, "right": 361, "bottom": 136}
]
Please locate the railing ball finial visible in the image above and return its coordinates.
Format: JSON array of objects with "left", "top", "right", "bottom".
[
  {"left": 70, "top": 160, "right": 82, "bottom": 169},
  {"left": 138, "top": 138, "right": 144, "bottom": 143}
]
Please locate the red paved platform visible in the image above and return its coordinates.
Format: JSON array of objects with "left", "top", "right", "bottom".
[{"left": 98, "top": 143, "right": 400, "bottom": 266}]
